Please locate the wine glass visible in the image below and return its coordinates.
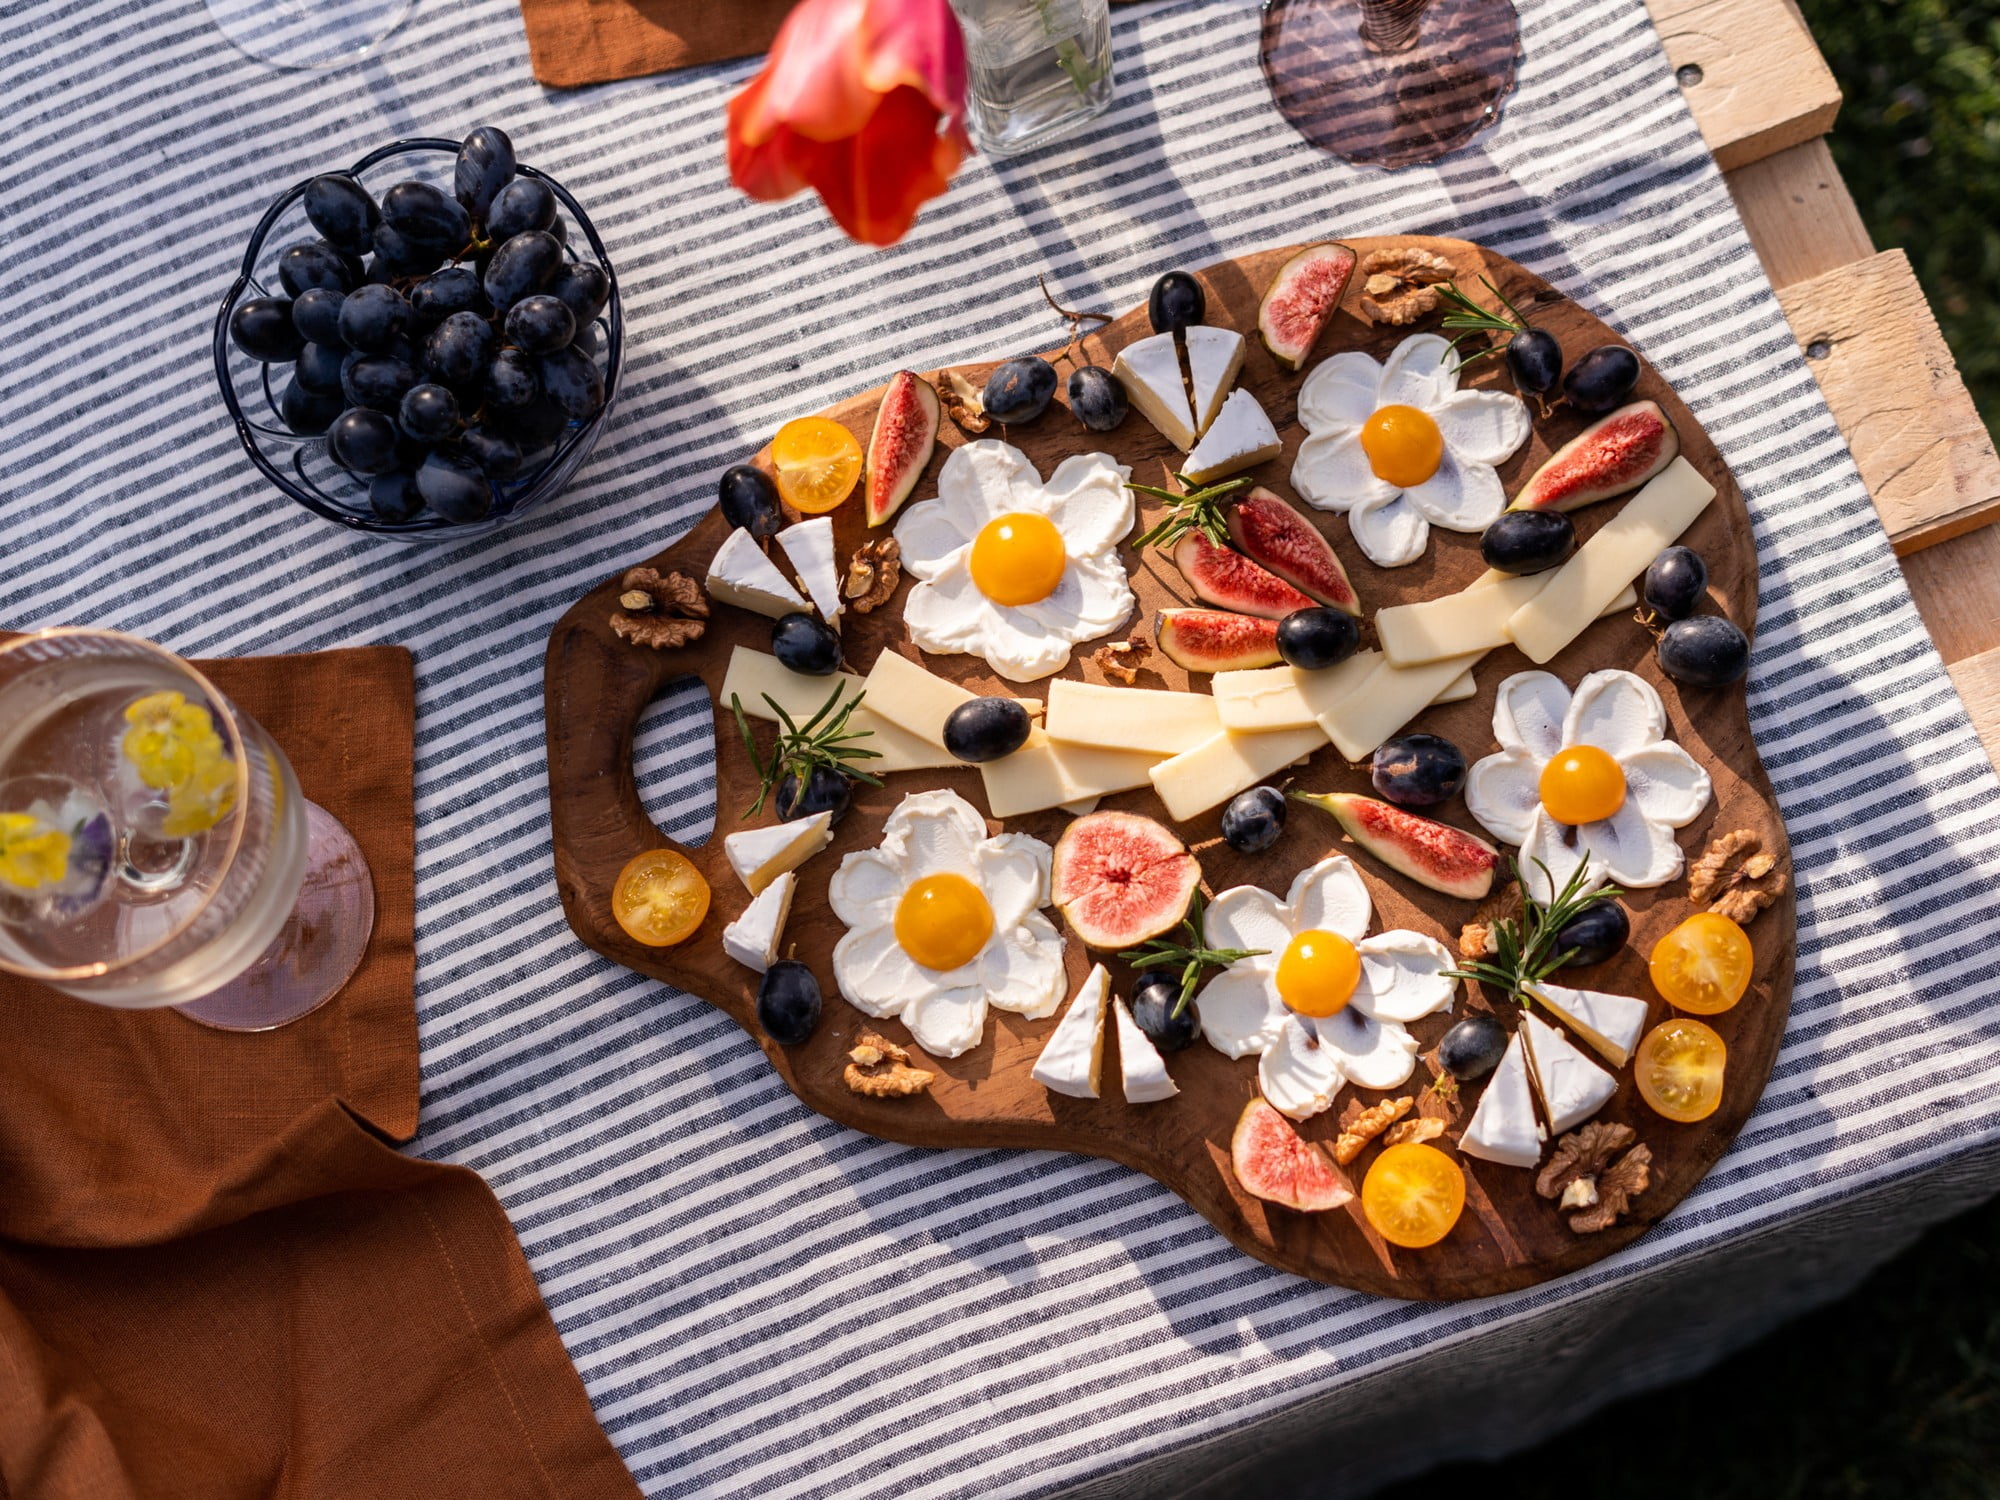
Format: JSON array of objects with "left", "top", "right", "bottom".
[
  {"left": 0, "top": 630, "right": 375, "bottom": 1031},
  {"left": 202, "top": 0, "right": 410, "bottom": 71},
  {"left": 1261, "top": 0, "right": 1521, "bottom": 169}
]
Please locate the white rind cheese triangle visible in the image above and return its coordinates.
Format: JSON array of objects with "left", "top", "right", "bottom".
[
  {"left": 706, "top": 528, "right": 809, "bottom": 619},
  {"left": 1032, "top": 965, "right": 1110, "bottom": 1098},
  {"left": 1185, "top": 325, "right": 1246, "bottom": 436},
  {"left": 721, "top": 871, "right": 795, "bottom": 972},
  {"left": 1111, "top": 333, "right": 1197, "bottom": 450},
  {"left": 775, "top": 517, "right": 844, "bottom": 630},
  {"left": 1459, "top": 1030, "right": 1546, "bottom": 1168},
  {"left": 1181, "top": 387, "right": 1282, "bottom": 485},
  {"left": 1113, "top": 997, "right": 1179, "bottom": 1104},
  {"left": 1521, "top": 1011, "right": 1618, "bottom": 1135},
  {"left": 1527, "top": 980, "right": 1649, "bottom": 1068},
  {"left": 723, "top": 812, "right": 832, "bottom": 895}
]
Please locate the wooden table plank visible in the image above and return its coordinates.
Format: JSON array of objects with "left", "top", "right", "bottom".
[
  {"left": 1724, "top": 140, "right": 1874, "bottom": 287},
  {"left": 1646, "top": 0, "right": 1841, "bottom": 169}
]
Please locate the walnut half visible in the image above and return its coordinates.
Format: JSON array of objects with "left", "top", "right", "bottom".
[
  {"left": 1335, "top": 1095, "right": 1414, "bottom": 1165},
  {"left": 1688, "top": 829, "right": 1786, "bottom": 925},
  {"left": 844, "top": 537, "right": 901, "bottom": 614},
  {"left": 611, "top": 567, "right": 708, "bottom": 650},
  {"left": 1358, "top": 248, "right": 1456, "bottom": 325},
  {"left": 844, "top": 1032, "right": 935, "bottom": 1098},
  {"left": 1090, "top": 634, "right": 1153, "bottom": 685},
  {"left": 1537, "top": 1121, "right": 1651, "bottom": 1234}
]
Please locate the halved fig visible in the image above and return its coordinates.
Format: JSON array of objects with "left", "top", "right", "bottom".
[
  {"left": 1052, "top": 811, "right": 1201, "bottom": 949},
  {"left": 1172, "top": 530, "right": 1317, "bottom": 619},
  {"left": 1294, "top": 792, "right": 1498, "bottom": 900},
  {"left": 1231, "top": 1099, "right": 1353, "bottom": 1212},
  {"left": 1156, "top": 609, "right": 1282, "bottom": 673},
  {"left": 1226, "top": 488, "right": 1359, "bottom": 615},
  {"left": 1259, "top": 243, "right": 1358, "bottom": 373},
  {"left": 1509, "top": 400, "right": 1679, "bottom": 513},
  {"left": 864, "top": 371, "right": 940, "bottom": 527}
]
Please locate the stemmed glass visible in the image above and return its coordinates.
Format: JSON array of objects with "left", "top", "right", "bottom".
[
  {"left": 202, "top": 0, "right": 410, "bottom": 71},
  {"left": 1261, "top": 0, "right": 1521, "bottom": 169},
  {"left": 0, "top": 631, "right": 375, "bottom": 1030}
]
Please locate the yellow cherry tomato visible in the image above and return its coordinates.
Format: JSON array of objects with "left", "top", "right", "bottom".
[
  {"left": 771, "top": 417, "right": 863, "bottom": 514},
  {"left": 1635, "top": 1017, "right": 1727, "bottom": 1122},
  {"left": 1358, "top": 404, "right": 1444, "bottom": 488},
  {"left": 1649, "top": 911, "right": 1753, "bottom": 1014},
  {"left": 613, "top": 848, "right": 711, "bottom": 947},
  {"left": 1274, "top": 929, "right": 1361, "bottom": 1018},
  {"left": 1361, "top": 1142, "right": 1466, "bottom": 1249},
  {"left": 1538, "top": 744, "right": 1626, "bottom": 825},
  {"left": 969, "top": 511, "right": 1067, "bottom": 606},
  {"left": 894, "top": 872, "right": 993, "bottom": 971}
]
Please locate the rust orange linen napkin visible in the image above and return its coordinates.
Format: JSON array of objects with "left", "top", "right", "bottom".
[
  {"left": 0, "top": 643, "right": 640, "bottom": 1500},
  {"left": 520, "top": 0, "right": 1138, "bottom": 89}
]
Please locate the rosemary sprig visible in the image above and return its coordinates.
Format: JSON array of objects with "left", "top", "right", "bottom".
[
  {"left": 1435, "top": 275, "right": 1535, "bottom": 367},
  {"left": 1128, "top": 473, "right": 1255, "bottom": 552},
  {"left": 1120, "top": 891, "right": 1267, "bottom": 1020},
  {"left": 732, "top": 685, "right": 881, "bottom": 819},
  {"left": 1444, "top": 858, "right": 1624, "bottom": 1005}
]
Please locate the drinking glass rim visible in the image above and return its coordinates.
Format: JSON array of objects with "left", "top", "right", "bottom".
[{"left": 0, "top": 628, "right": 258, "bottom": 984}]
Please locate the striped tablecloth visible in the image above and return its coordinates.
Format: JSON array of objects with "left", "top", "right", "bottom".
[{"left": 8, "top": 1, "right": 2000, "bottom": 1495}]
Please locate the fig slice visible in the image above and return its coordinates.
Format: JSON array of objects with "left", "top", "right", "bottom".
[
  {"left": 1258, "top": 243, "right": 1358, "bottom": 373},
  {"left": 1171, "top": 530, "right": 1318, "bottom": 620},
  {"left": 1226, "top": 488, "right": 1360, "bottom": 616},
  {"left": 1156, "top": 608, "right": 1283, "bottom": 673},
  {"left": 1051, "top": 810, "right": 1202, "bottom": 949},
  {"left": 864, "top": 371, "right": 941, "bottom": 527},
  {"left": 1231, "top": 1099, "right": 1354, "bottom": 1212},
  {"left": 1509, "top": 400, "right": 1680, "bottom": 513},
  {"left": 1295, "top": 791, "right": 1498, "bottom": 900}
]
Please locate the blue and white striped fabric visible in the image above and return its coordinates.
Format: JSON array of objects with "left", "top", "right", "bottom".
[{"left": 7, "top": 1, "right": 2000, "bottom": 1495}]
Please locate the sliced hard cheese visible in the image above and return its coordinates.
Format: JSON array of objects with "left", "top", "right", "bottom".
[
  {"left": 1433, "top": 666, "right": 1478, "bottom": 705},
  {"left": 1181, "top": 387, "right": 1281, "bottom": 485},
  {"left": 1210, "top": 651, "right": 1382, "bottom": 732},
  {"left": 1317, "top": 652, "right": 1481, "bottom": 764},
  {"left": 706, "top": 528, "right": 809, "bottom": 619},
  {"left": 723, "top": 812, "right": 832, "bottom": 896},
  {"left": 1149, "top": 724, "right": 1325, "bottom": 822},
  {"left": 775, "top": 517, "right": 843, "bottom": 629},
  {"left": 1185, "top": 325, "right": 1245, "bottom": 437},
  {"left": 861, "top": 649, "right": 974, "bottom": 746},
  {"left": 1459, "top": 1030, "right": 1545, "bottom": 1168},
  {"left": 718, "top": 646, "right": 957, "bottom": 774},
  {"left": 1112, "top": 332, "right": 1197, "bottom": 450},
  {"left": 1044, "top": 679, "right": 1221, "bottom": 755},
  {"left": 1113, "top": 997, "right": 1179, "bottom": 1103},
  {"left": 1375, "top": 572, "right": 1550, "bottom": 667},
  {"left": 1031, "top": 964, "right": 1110, "bottom": 1098},
  {"left": 721, "top": 870, "right": 795, "bottom": 972},
  {"left": 1506, "top": 457, "right": 1716, "bottom": 664},
  {"left": 1521, "top": 1011, "right": 1618, "bottom": 1134},
  {"left": 980, "top": 727, "right": 1161, "bottom": 819},
  {"left": 1527, "top": 980, "right": 1649, "bottom": 1068}
]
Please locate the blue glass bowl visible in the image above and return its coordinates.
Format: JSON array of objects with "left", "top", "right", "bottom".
[{"left": 212, "top": 137, "right": 624, "bottom": 543}]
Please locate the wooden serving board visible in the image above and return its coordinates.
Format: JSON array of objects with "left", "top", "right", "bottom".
[{"left": 544, "top": 237, "right": 1794, "bottom": 1301}]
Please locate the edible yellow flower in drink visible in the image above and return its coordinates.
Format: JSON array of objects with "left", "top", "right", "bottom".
[
  {"left": 122, "top": 691, "right": 237, "bottom": 837},
  {"left": 0, "top": 813, "right": 70, "bottom": 891}
]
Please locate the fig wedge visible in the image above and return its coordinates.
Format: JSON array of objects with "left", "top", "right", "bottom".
[
  {"left": 1172, "top": 530, "right": 1317, "bottom": 619},
  {"left": 1226, "top": 488, "right": 1360, "bottom": 615},
  {"left": 1510, "top": 400, "right": 1679, "bottom": 513},
  {"left": 1294, "top": 791, "right": 1498, "bottom": 899},
  {"left": 864, "top": 371, "right": 940, "bottom": 527}
]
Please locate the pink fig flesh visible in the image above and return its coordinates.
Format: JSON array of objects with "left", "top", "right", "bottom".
[
  {"left": 1258, "top": 243, "right": 1357, "bottom": 372},
  {"left": 1231, "top": 1100, "right": 1354, "bottom": 1212},
  {"left": 1156, "top": 609, "right": 1282, "bottom": 673},
  {"left": 864, "top": 371, "right": 941, "bottom": 527},
  {"left": 1171, "top": 530, "right": 1318, "bottom": 619},
  {"left": 1510, "top": 401, "right": 1679, "bottom": 513},
  {"left": 1051, "top": 811, "right": 1201, "bottom": 949},
  {"left": 1226, "top": 488, "right": 1359, "bottom": 615},
  {"left": 1303, "top": 792, "right": 1497, "bottom": 900}
]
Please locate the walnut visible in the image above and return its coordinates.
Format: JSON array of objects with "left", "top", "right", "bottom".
[
  {"left": 1537, "top": 1122, "right": 1650, "bottom": 1233},
  {"left": 1382, "top": 1116, "right": 1446, "bottom": 1148},
  {"left": 1536, "top": 1120, "right": 1634, "bottom": 1200},
  {"left": 938, "top": 370, "right": 991, "bottom": 434},
  {"left": 1460, "top": 882, "right": 1523, "bottom": 958},
  {"left": 1090, "top": 634, "right": 1153, "bottom": 685},
  {"left": 843, "top": 537, "right": 901, "bottom": 613},
  {"left": 611, "top": 567, "right": 709, "bottom": 650},
  {"left": 1688, "top": 830, "right": 1786, "bottom": 925},
  {"left": 1334, "top": 1095, "right": 1414, "bottom": 1164},
  {"left": 843, "top": 1032, "right": 935, "bottom": 1098},
  {"left": 1358, "top": 248, "right": 1456, "bottom": 325},
  {"left": 1570, "top": 1146, "right": 1651, "bottom": 1234},
  {"left": 1559, "top": 1177, "right": 1599, "bottom": 1211}
]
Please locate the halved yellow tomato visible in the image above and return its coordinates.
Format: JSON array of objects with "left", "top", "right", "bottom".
[
  {"left": 1649, "top": 912, "right": 1753, "bottom": 1015},
  {"left": 613, "top": 848, "right": 710, "bottom": 947},
  {"left": 1635, "top": 1017, "right": 1727, "bottom": 1123},
  {"left": 771, "top": 417, "right": 863, "bottom": 514},
  {"left": 1361, "top": 1142, "right": 1465, "bottom": 1249}
]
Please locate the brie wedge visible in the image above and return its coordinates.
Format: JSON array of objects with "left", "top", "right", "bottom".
[
  {"left": 706, "top": 527, "right": 809, "bottom": 619},
  {"left": 1181, "top": 387, "right": 1283, "bottom": 485},
  {"left": 721, "top": 870, "right": 795, "bottom": 972},
  {"left": 1032, "top": 964, "right": 1110, "bottom": 1098},
  {"left": 1113, "top": 997, "right": 1179, "bottom": 1103},
  {"left": 723, "top": 811, "right": 833, "bottom": 896},
  {"left": 1521, "top": 1011, "right": 1618, "bottom": 1135},
  {"left": 1112, "top": 332, "right": 1198, "bottom": 450},
  {"left": 1526, "top": 980, "right": 1649, "bottom": 1068},
  {"left": 1459, "top": 1029, "right": 1545, "bottom": 1168},
  {"left": 1185, "top": 325, "right": 1245, "bottom": 436},
  {"left": 775, "top": 517, "right": 843, "bottom": 629}
]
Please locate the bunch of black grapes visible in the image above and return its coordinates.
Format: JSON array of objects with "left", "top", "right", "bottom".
[{"left": 227, "top": 124, "right": 610, "bottom": 525}]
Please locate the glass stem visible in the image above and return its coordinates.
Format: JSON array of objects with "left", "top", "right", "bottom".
[{"left": 1358, "top": 0, "right": 1429, "bottom": 53}]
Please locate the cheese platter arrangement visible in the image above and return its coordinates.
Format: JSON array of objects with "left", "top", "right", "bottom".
[{"left": 544, "top": 236, "right": 1793, "bottom": 1300}]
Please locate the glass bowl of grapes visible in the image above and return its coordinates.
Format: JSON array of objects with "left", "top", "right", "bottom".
[{"left": 214, "top": 128, "right": 622, "bottom": 541}]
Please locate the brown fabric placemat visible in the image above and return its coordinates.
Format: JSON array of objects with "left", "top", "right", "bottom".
[
  {"left": 521, "top": 0, "right": 1137, "bottom": 90},
  {"left": 0, "top": 643, "right": 640, "bottom": 1500}
]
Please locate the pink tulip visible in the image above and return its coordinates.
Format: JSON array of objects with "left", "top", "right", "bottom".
[{"left": 727, "top": 0, "right": 972, "bottom": 247}]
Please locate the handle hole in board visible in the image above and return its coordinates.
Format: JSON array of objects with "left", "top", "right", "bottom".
[{"left": 633, "top": 675, "right": 718, "bottom": 848}]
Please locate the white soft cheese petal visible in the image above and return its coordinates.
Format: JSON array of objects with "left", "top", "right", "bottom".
[
  {"left": 970, "top": 603, "right": 1087, "bottom": 683},
  {"left": 885, "top": 788, "right": 988, "bottom": 878},
  {"left": 831, "top": 923, "right": 934, "bottom": 1018},
  {"left": 1345, "top": 489, "right": 1431, "bottom": 568},
  {"left": 826, "top": 848, "right": 909, "bottom": 929},
  {"left": 1618, "top": 742, "right": 1713, "bottom": 828},
  {"left": 1375, "top": 333, "right": 1458, "bottom": 408},
  {"left": 893, "top": 498, "right": 974, "bottom": 580},
  {"left": 1577, "top": 795, "right": 1686, "bottom": 888},
  {"left": 1195, "top": 961, "right": 1285, "bottom": 1059},
  {"left": 935, "top": 439, "right": 1044, "bottom": 527},
  {"left": 1491, "top": 670, "right": 1572, "bottom": 758},
  {"left": 975, "top": 832, "right": 1053, "bottom": 931},
  {"left": 1290, "top": 429, "right": 1398, "bottom": 512},
  {"left": 1432, "top": 387, "right": 1532, "bottom": 466},
  {"left": 1401, "top": 445, "right": 1507, "bottom": 533},
  {"left": 1114, "top": 997, "right": 1180, "bottom": 1103},
  {"left": 980, "top": 911, "right": 1067, "bottom": 1018},
  {"left": 1350, "top": 930, "right": 1458, "bottom": 1023},
  {"left": 1563, "top": 669, "right": 1666, "bottom": 759},
  {"left": 903, "top": 986, "right": 989, "bottom": 1058},
  {"left": 1258, "top": 1016, "right": 1346, "bottom": 1121},
  {"left": 1518, "top": 807, "right": 1608, "bottom": 904},
  {"left": 1036, "top": 452, "right": 1135, "bottom": 553},
  {"left": 901, "top": 565, "right": 996, "bottom": 654},
  {"left": 1296, "top": 349, "right": 1385, "bottom": 434},
  {"left": 1203, "top": 883, "right": 1295, "bottom": 956},
  {"left": 1317, "top": 1006, "right": 1421, "bottom": 1090},
  {"left": 1012, "top": 548, "right": 1135, "bottom": 645},
  {"left": 1284, "top": 856, "right": 1373, "bottom": 944},
  {"left": 1464, "top": 745, "right": 1545, "bottom": 847}
]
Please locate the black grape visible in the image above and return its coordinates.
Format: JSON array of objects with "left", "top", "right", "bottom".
[
  {"left": 537, "top": 345, "right": 604, "bottom": 420},
  {"left": 503, "top": 294, "right": 574, "bottom": 354},
  {"left": 461, "top": 424, "right": 523, "bottom": 479},
  {"left": 370, "top": 222, "right": 446, "bottom": 275},
  {"left": 336, "top": 284, "right": 411, "bottom": 353},
  {"left": 381, "top": 180, "right": 471, "bottom": 249},
  {"left": 294, "top": 341, "right": 345, "bottom": 393},
  {"left": 415, "top": 452, "right": 493, "bottom": 522},
  {"left": 454, "top": 125, "right": 516, "bottom": 220},
  {"left": 302, "top": 174, "right": 380, "bottom": 257},
  {"left": 369, "top": 469, "right": 424, "bottom": 523},
  {"left": 278, "top": 379, "right": 342, "bottom": 436},
  {"left": 229, "top": 297, "right": 304, "bottom": 361},
  {"left": 501, "top": 398, "right": 567, "bottom": 452},
  {"left": 425, "top": 311, "right": 495, "bottom": 386},
  {"left": 545, "top": 261, "right": 609, "bottom": 326},
  {"left": 481, "top": 229, "right": 561, "bottom": 309},
  {"left": 397, "top": 383, "right": 461, "bottom": 444},
  {"left": 485, "top": 178, "right": 557, "bottom": 241},
  {"left": 290, "top": 287, "right": 346, "bottom": 347},
  {"left": 408, "top": 267, "right": 487, "bottom": 327},
  {"left": 485, "top": 348, "right": 538, "bottom": 409},
  {"left": 340, "top": 355, "right": 420, "bottom": 412},
  {"left": 277, "top": 241, "right": 353, "bottom": 297},
  {"left": 326, "top": 408, "right": 400, "bottom": 474}
]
